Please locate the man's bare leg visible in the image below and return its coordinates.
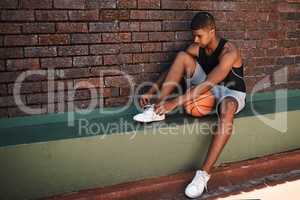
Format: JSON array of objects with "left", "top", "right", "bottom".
[
  {"left": 156, "top": 51, "right": 197, "bottom": 103},
  {"left": 201, "top": 97, "right": 238, "bottom": 174}
]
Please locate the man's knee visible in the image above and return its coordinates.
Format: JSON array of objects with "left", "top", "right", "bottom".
[
  {"left": 218, "top": 97, "right": 238, "bottom": 118},
  {"left": 177, "top": 51, "right": 194, "bottom": 61}
]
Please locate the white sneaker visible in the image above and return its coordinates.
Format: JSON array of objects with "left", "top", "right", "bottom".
[
  {"left": 185, "top": 170, "right": 211, "bottom": 199},
  {"left": 133, "top": 104, "right": 165, "bottom": 123}
]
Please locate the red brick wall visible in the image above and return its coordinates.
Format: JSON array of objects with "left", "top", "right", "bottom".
[{"left": 0, "top": 0, "right": 299, "bottom": 118}]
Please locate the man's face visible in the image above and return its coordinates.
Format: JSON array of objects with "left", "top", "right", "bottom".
[{"left": 192, "top": 28, "right": 215, "bottom": 48}]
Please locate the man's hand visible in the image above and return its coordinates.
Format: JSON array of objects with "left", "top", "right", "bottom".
[
  {"left": 139, "top": 93, "right": 152, "bottom": 107},
  {"left": 154, "top": 99, "right": 178, "bottom": 115}
]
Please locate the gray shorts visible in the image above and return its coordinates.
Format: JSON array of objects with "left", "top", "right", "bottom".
[{"left": 184, "top": 61, "right": 246, "bottom": 115}]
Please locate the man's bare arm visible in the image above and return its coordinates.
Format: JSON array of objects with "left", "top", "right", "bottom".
[{"left": 175, "top": 48, "right": 238, "bottom": 106}]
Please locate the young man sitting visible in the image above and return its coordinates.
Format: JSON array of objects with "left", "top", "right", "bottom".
[{"left": 133, "top": 11, "right": 246, "bottom": 198}]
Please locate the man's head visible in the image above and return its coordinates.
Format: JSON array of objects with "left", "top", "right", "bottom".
[{"left": 191, "top": 12, "right": 216, "bottom": 47}]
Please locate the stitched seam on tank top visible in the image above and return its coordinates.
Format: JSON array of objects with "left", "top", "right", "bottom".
[{"left": 231, "top": 68, "right": 244, "bottom": 79}]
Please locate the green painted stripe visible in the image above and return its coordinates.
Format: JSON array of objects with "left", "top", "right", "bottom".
[{"left": 0, "top": 89, "right": 300, "bottom": 147}]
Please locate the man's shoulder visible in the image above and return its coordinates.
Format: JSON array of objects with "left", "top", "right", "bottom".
[{"left": 220, "top": 41, "right": 241, "bottom": 59}]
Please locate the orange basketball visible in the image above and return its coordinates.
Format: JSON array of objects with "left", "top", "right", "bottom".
[{"left": 184, "top": 89, "right": 215, "bottom": 117}]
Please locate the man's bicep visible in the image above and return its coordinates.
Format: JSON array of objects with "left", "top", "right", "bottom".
[{"left": 205, "top": 51, "right": 238, "bottom": 85}]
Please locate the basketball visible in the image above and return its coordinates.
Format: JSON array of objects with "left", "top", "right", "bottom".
[{"left": 183, "top": 89, "right": 215, "bottom": 117}]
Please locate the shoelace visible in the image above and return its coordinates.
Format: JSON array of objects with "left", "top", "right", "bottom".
[
  {"left": 190, "top": 171, "right": 209, "bottom": 192},
  {"left": 143, "top": 104, "right": 156, "bottom": 117}
]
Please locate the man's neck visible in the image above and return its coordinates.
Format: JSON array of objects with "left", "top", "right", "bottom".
[{"left": 205, "top": 35, "right": 220, "bottom": 55}]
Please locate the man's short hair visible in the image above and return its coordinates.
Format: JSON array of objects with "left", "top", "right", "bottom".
[{"left": 191, "top": 12, "right": 216, "bottom": 31}]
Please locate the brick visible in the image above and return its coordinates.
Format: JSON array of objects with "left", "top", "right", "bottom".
[
  {"left": 99, "top": 9, "right": 130, "bottom": 21},
  {"left": 56, "top": 23, "right": 88, "bottom": 33},
  {"left": 213, "top": 1, "right": 236, "bottom": 11},
  {"left": 142, "top": 42, "right": 162, "bottom": 52},
  {"left": 119, "top": 87, "right": 130, "bottom": 96},
  {"left": 133, "top": 53, "right": 150, "bottom": 63},
  {"left": 104, "top": 96, "right": 129, "bottom": 107},
  {"left": 280, "top": 12, "right": 300, "bottom": 20},
  {"left": 103, "top": 54, "right": 132, "bottom": 65},
  {"left": 132, "top": 32, "right": 148, "bottom": 42},
  {"left": 149, "top": 10, "right": 175, "bottom": 20},
  {"left": 102, "top": 87, "right": 119, "bottom": 97},
  {"left": 138, "top": 0, "right": 160, "bottom": 9},
  {"left": 21, "top": 0, "right": 52, "bottom": 9},
  {"left": 140, "top": 21, "right": 162, "bottom": 31},
  {"left": 221, "top": 31, "right": 245, "bottom": 40},
  {"left": 105, "top": 75, "right": 132, "bottom": 87},
  {"left": 161, "top": 0, "right": 188, "bottom": 9},
  {"left": 74, "top": 78, "right": 103, "bottom": 89},
  {"left": 119, "top": 22, "right": 139, "bottom": 32},
  {"left": 0, "top": 71, "right": 20, "bottom": 83},
  {"left": 1, "top": 11, "right": 35, "bottom": 21},
  {"left": 162, "top": 41, "right": 186, "bottom": 51},
  {"left": 8, "top": 105, "right": 43, "bottom": 117},
  {"left": 0, "top": 48, "right": 23, "bottom": 59},
  {"left": 71, "top": 33, "right": 102, "bottom": 44},
  {"left": 101, "top": 33, "right": 131, "bottom": 43},
  {"left": 25, "top": 47, "right": 57, "bottom": 58},
  {"left": 0, "top": 23, "right": 21, "bottom": 34},
  {"left": 276, "top": 57, "right": 295, "bottom": 65},
  {"left": 120, "top": 43, "right": 141, "bottom": 53},
  {"left": 287, "top": 31, "right": 300, "bottom": 39},
  {"left": 41, "top": 57, "right": 72, "bottom": 69},
  {"left": 0, "top": 96, "right": 17, "bottom": 107},
  {"left": 73, "top": 56, "right": 102, "bottom": 67},
  {"left": 149, "top": 52, "right": 174, "bottom": 62},
  {"left": 39, "top": 34, "right": 70, "bottom": 45},
  {"left": 130, "top": 10, "right": 149, "bottom": 19},
  {"left": 35, "top": 10, "right": 68, "bottom": 21},
  {"left": 174, "top": 11, "right": 195, "bottom": 20},
  {"left": 7, "top": 58, "right": 40, "bottom": 71},
  {"left": 118, "top": 0, "right": 137, "bottom": 9},
  {"left": 285, "top": 47, "right": 300, "bottom": 55},
  {"left": 162, "top": 21, "right": 189, "bottom": 31},
  {"left": 0, "top": 84, "right": 7, "bottom": 96},
  {"left": 90, "top": 44, "right": 119, "bottom": 55},
  {"left": 175, "top": 31, "right": 193, "bottom": 40},
  {"left": 0, "top": 0, "right": 18, "bottom": 8},
  {"left": 295, "top": 56, "right": 300, "bottom": 64},
  {"left": 22, "top": 23, "right": 55, "bottom": 33},
  {"left": 26, "top": 93, "right": 49, "bottom": 104},
  {"left": 267, "top": 48, "right": 284, "bottom": 57},
  {"left": 0, "top": 60, "right": 5, "bottom": 71},
  {"left": 63, "top": 68, "right": 91, "bottom": 79},
  {"left": 277, "top": 2, "right": 299, "bottom": 13},
  {"left": 90, "top": 66, "right": 121, "bottom": 77},
  {"left": 4, "top": 35, "right": 38, "bottom": 46},
  {"left": 68, "top": 10, "right": 99, "bottom": 21},
  {"left": 0, "top": 36, "right": 3, "bottom": 47},
  {"left": 121, "top": 64, "right": 142, "bottom": 74},
  {"left": 149, "top": 32, "right": 175, "bottom": 41},
  {"left": 143, "top": 63, "right": 162, "bottom": 73},
  {"left": 188, "top": 1, "right": 213, "bottom": 10},
  {"left": 8, "top": 82, "right": 41, "bottom": 94},
  {"left": 53, "top": 0, "right": 85, "bottom": 9},
  {"left": 58, "top": 45, "right": 88, "bottom": 56},
  {"left": 86, "top": 0, "right": 117, "bottom": 9},
  {"left": 89, "top": 22, "right": 119, "bottom": 32},
  {"left": 248, "top": 57, "right": 275, "bottom": 67}
]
